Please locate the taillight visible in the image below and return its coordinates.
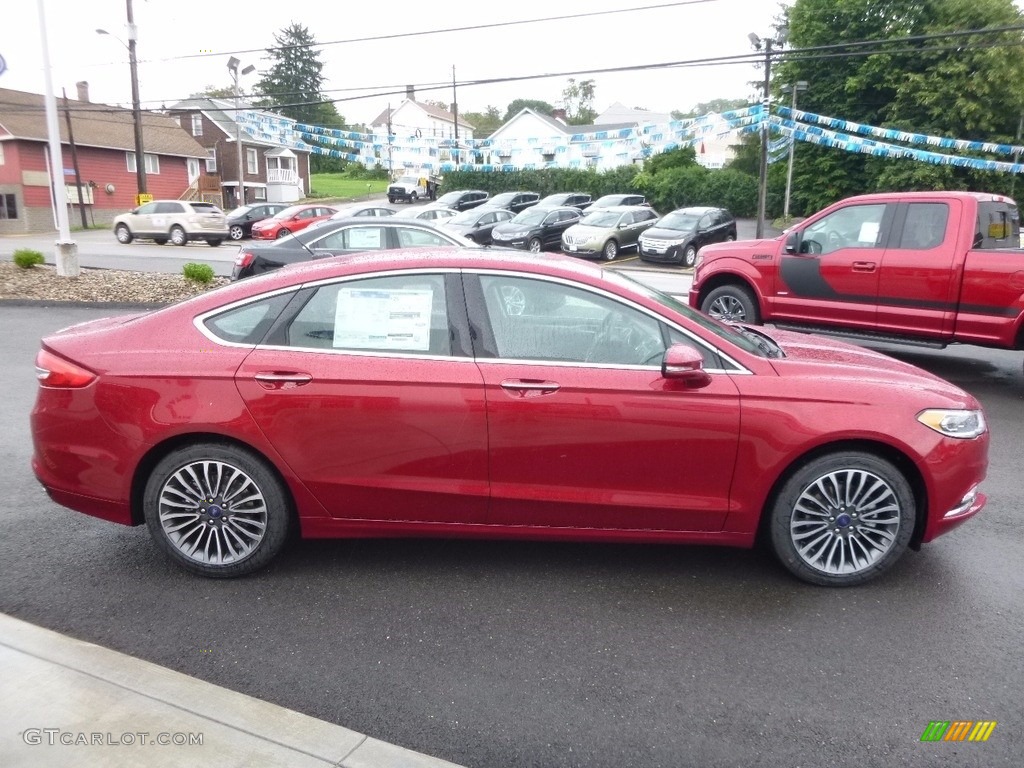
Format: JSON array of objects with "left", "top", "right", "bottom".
[
  {"left": 35, "top": 349, "right": 96, "bottom": 388},
  {"left": 234, "top": 251, "right": 254, "bottom": 268}
]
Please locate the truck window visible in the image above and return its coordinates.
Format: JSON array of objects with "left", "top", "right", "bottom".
[
  {"left": 801, "top": 204, "right": 887, "bottom": 254},
  {"left": 975, "top": 201, "right": 1020, "bottom": 249},
  {"left": 897, "top": 203, "right": 949, "bottom": 250}
]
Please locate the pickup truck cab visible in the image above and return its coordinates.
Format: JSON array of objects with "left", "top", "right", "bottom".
[{"left": 689, "top": 191, "right": 1024, "bottom": 356}]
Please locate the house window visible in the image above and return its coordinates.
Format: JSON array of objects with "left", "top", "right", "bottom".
[
  {"left": 253, "top": 187, "right": 266, "bottom": 200},
  {"left": 0, "top": 143, "right": 5, "bottom": 165},
  {"left": 205, "top": 148, "right": 217, "bottom": 173},
  {"left": 126, "top": 153, "right": 160, "bottom": 174},
  {"left": 246, "top": 148, "right": 258, "bottom": 175},
  {"left": 0, "top": 193, "right": 17, "bottom": 220},
  {"left": 191, "top": 114, "right": 203, "bottom": 137}
]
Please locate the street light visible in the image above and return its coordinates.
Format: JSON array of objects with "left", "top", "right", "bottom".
[
  {"left": 97, "top": 5, "right": 145, "bottom": 198},
  {"left": 780, "top": 81, "right": 809, "bottom": 220},
  {"left": 749, "top": 29, "right": 786, "bottom": 238},
  {"left": 227, "top": 56, "right": 256, "bottom": 208}
]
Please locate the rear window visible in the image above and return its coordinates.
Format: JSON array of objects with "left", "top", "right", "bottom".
[{"left": 975, "top": 201, "right": 1020, "bottom": 249}]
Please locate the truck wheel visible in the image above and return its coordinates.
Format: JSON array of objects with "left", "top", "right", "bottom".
[
  {"left": 768, "top": 451, "right": 915, "bottom": 587},
  {"left": 388, "top": 197, "right": 396, "bottom": 204},
  {"left": 410, "top": 191, "right": 418, "bottom": 203},
  {"left": 701, "top": 285, "right": 760, "bottom": 324}
]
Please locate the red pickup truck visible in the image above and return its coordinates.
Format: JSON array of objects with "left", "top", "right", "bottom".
[{"left": 688, "top": 191, "right": 1024, "bottom": 357}]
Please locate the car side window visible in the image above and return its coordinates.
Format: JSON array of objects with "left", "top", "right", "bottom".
[
  {"left": 479, "top": 275, "right": 666, "bottom": 366},
  {"left": 801, "top": 204, "right": 887, "bottom": 255},
  {"left": 315, "top": 226, "right": 386, "bottom": 250},
  {"left": 135, "top": 202, "right": 158, "bottom": 215},
  {"left": 396, "top": 227, "right": 453, "bottom": 247},
  {"left": 285, "top": 274, "right": 450, "bottom": 355},
  {"left": 897, "top": 203, "right": 949, "bottom": 249},
  {"left": 204, "top": 293, "right": 294, "bottom": 345},
  {"left": 155, "top": 202, "right": 182, "bottom": 214}
]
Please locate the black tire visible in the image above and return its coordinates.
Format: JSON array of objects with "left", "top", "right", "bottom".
[
  {"left": 768, "top": 451, "right": 916, "bottom": 587},
  {"left": 143, "top": 443, "right": 292, "bottom": 578},
  {"left": 153, "top": 238, "right": 168, "bottom": 246},
  {"left": 229, "top": 225, "right": 245, "bottom": 241},
  {"left": 410, "top": 191, "right": 418, "bottom": 202},
  {"left": 388, "top": 197, "right": 396, "bottom": 204},
  {"left": 276, "top": 228, "right": 290, "bottom": 239},
  {"left": 115, "top": 224, "right": 133, "bottom": 244},
  {"left": 682, "top": 244, "right": 698, "bottom": 268},
  {"left": 170, "top": 225, "right": 187, "bottom": 246},
  {"left": 700, "top": 284, "right": 760, "bottom": 324},
  {"left": 528, "top": 237, "right": 543, "bottom": 253},
  {"left": 207, "top": 239, "right": 222, "bottom": 247},
  {"left": 602, "top": 239, "right": 619, "bottom": 261}
]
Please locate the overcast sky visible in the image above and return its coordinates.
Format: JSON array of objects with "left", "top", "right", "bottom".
[{"left": 3, "top": 0, "right": 787, "bottom": 126}]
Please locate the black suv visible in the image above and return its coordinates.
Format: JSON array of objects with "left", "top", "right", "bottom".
[
  {"left": 434, "top": 190, "right": 490, "bottom": 211},
  {"left": 590, "top": 194, "right": 648, "bottom": 209},
  {"left": 638, "top": 206, "right": 737, "bottom": 267},
  {"left": 536, "top": 192, "right": 592, "bottom": 211},
  {"left": 490, "top": 206, "right": 583, "bottom": 252},
  {"left": 480, "top": 191, "right": 540, "bottom": 214}
]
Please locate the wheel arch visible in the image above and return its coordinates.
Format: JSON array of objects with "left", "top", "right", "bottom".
[
  {"left": 129, "top": 432, "right": 299, "bottom": 530},
  {"left": 754, "top": 438, "right": 929, "bottom": 551},
  {"left": 695, "top": 273, "right": 760, "bottom": 313}
]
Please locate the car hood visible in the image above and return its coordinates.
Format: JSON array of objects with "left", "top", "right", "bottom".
[
  {"left": 494, "top": 223, "right": 537, "bottom": 234},
  {"left": 564, "top": 224, "right": 613, "bottom": 237},
  {"left": 763, "top": 327, "right": 978, "bottom": 405},
  {"left": 643, "top": 225, "right": 695, "bottom": 241},
  {"left": 701, "top": 236, "right": 780, "bottom": 257}
]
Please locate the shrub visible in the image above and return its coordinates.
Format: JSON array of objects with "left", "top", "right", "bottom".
[
  {"left": 13, "top": 249, "right": 45, "bottom": 269},
  {"left": 182, "top": 263, "right": 215, "bottom": 284}
]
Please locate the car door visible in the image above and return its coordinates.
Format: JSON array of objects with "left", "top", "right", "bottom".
[
  {"left": 234, "top": 272, "right": 489, "bottom": 523},
  {"left": 875, "top": 200, "right": 958, "bottom": 338},
  {"left": 127, "top": 201, "right": 159, "bottom": 235},
  {"left": 774, "top": 202, "right": 894, "bottom": 329},
  {"left": 466, "top": 272, "right": 741, "bottom": 532},
  {"left": 545, "top": 210, "right": 578, "bottom": 248}
]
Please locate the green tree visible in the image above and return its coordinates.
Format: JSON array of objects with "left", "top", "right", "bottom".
[
  {"left": 561, "top": 79, "right": 598, "bottom": 125},
  {"left": 503, "top": 99, "right": 556, "bottom": 121},
  {"left": 776, "top": 0, "right": 1024, "bottom": 213},
  {"left": 673, "top": 98, "right": 750, "bottom": 119},
  {"left": 461, "top": 106, "right": 502, "bottom": 138}
]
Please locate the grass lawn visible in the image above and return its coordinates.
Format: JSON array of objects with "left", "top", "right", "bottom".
[{"left": 310, "top": 174, "right": 388, "bottom": 199}]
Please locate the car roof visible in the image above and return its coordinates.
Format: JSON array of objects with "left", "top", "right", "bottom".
[
  {"left": 671, "top": 206, "right": 720, "bottom": 214},
  {"left": 585, "top": 205, "right": 646, "bottom": 214},
  {"left": 526, "top": 205, "right": 581, "bottom": 214}
]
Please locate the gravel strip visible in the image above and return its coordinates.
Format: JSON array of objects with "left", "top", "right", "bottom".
[{"left": 0, "top": 262, "right": 227, "bottom": 305}]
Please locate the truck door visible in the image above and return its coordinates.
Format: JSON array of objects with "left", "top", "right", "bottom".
[{"left": 775, "top": 202, "right": 893, "bottom": 330}]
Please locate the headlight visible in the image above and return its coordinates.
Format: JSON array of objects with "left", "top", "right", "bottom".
[{"left": 917, "top": 409, "right": 987, "bottom": 439}]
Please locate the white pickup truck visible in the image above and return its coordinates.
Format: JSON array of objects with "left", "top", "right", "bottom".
[{"left": 387, "top": 174, "right": 439, "bottom": 203}]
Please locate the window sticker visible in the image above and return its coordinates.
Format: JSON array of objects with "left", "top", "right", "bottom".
[
  {"left": 334, "top": 288, "right": 433, "bottom": 350},
  {"left": 858, "top": 221, "right": 880, "bottom": 244},
  {"left": 348, "top": 228, "right": 384, "bottom": 249}
]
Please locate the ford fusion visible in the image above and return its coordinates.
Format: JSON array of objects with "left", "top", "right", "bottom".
[{"left": 31, "top": 249, "right": 988, "bottom": 584}]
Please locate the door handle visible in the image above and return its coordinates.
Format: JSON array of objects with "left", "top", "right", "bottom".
[
  {"left": 500, "top": 379, "right": 560, "bottom": 397},
  {"left": 852, "top": 261, "right": 877, "bottom": 273},
  {"left": 254, "top": 371, "right": 313, "bottom": 390}
]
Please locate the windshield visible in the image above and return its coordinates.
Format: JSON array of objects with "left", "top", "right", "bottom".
[
  {"left": 272, "top": 206, "right": 304, "bottom": 220},
  {"left": 512, "top": 209, "right": 547, "bottom": 225},
  {"left": 603, "top": 271, "right": 767, "bottom": 357},
  {"left": 539, "top": 195, "right": 569, "bottom": 206},
  {"left": 396, "top": 176, "right": 418, "bottom": 184},
  {"left": 592, "top": 196, "right": 624, "bottom": 208},
  {"left": 487, "top": 193, "right": 515, "bottom": 206},
  {"left": 658, "top": 211, "right": 701, "bottom": 231},
  {"left": 435, "top": 192, "right": 463, "bottom": 206},
  {"left": 580, "top": 211, "right": 622, "bottom": 228},
  {"left": 227, "top": 205, "right": 254, "bottom": 217},
  {"left": 450, "top": 210, "right": 481, "bottom": 225}
]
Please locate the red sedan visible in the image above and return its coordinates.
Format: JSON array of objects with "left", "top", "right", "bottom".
[
  {"left": 250, "top": 204, "right": 337, "bottom": 240},
  {"left": 31, "top": 250, "right": 988, "bottom": 585}
]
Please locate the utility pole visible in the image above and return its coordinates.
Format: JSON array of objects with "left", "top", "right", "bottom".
[
  {"left": 387, "top": 102, "right": 393, "bottom": 177},
  {"left": 126, "top": 0, "right": 146, "bottom": 197},
  {"left": 451, "top": 65, "right": 459, "bottom": 169},
  {"left": 228, "top": 57, "right": 255, "bottom": 207},
  {"left": 754, "top": 38, "right": 773, "bottom": 239},
  {"left": 782, "top": 81, "right": 808, "bottom": 220},
  {"left": 62, "top": 89, "right": 88, "bottom": 229}
]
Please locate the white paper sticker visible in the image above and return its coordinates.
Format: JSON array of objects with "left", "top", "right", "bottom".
[
  {"left": 858, "top": 221, "right": 880, "bottom": 244},
  {"left": 334, "top": 288, "right": 433, "bottom": 350}
]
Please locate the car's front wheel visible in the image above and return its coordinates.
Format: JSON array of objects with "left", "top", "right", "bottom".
[
  {"left": 602, "top": 240, "right": 619, "bottom": 261},
  {"left": 115, "top": 224, "right": 133, "bottom": 244},
  {"left": 276, "top": 228, "right": 290, "bottom": 239},
  {"left": 701, "top": 284, "right": 760, "bottom": 324},
  {"left": 170, "top": 226, "right": 187, "bottom": 246},
  {"left": 682, "top": 244, "right": 698, "bottom": 268},
  {"left": 143, "top": 443, "right": 292, "bottom": 578},
  {"left": 410, "top": 191, "right": 418, "bottom": 202},
  {"left": 528, "top": 237, "right": 543, "bottom": 253},
  {"left": 769, "top": 452, "right": 916, "bottom": 586}
]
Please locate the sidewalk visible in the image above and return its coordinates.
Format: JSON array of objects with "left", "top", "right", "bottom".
[{"left": 0, "top": 613, "right": 464, "bottom": 768}]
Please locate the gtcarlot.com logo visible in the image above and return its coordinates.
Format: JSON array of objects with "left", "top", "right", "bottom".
[
  {"left": 22, "top": 729, "right": 203, "bottom": 747},
  {"left": 920, "top": 721, "right": 997, "bottom": 742}
]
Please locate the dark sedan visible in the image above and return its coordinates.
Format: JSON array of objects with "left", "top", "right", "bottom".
[
  {"left": 479, "top": 191, "right": 541, "bottom": 214},
  {"left": 490, "top": 206, "right": 582, "bottom": 252},
  {"left": 226, "top": 203, "right": 289, "bottom": 241},
  {"left": 590, "top": 194, "right": 648, "bottom": 209},
  {"left": 442, "top": 208, "right": 515, "bottom": 244},
  {"left": 232, "top": 218, "right": 472, "bottom": 279},
  {"left": 434, "top": 190, "right": 490, "bottom": 211},
  {"left": 638, "top": 206, "right": 737, "bottom": 267}
]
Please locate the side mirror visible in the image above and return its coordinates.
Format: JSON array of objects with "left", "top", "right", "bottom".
[
  {"left": 785, "top": 231, "right": 801, "bottom": 253},
  {"left": 661, "top": 344, "right": 712, "bottom": 389}
]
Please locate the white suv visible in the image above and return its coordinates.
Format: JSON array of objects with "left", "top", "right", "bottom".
[{"left": 113, "top": 201, "right": 230, "bottom": 246}]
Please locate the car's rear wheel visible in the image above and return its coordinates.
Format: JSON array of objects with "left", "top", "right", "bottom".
[
  {"left": 229, "top": 225, "right": 244, "bottom": 240},
  {"left": 602, "top": 240, "right": 619, "bottom": 261},
  {"left": 701, "top": 284, "right": 760, "bottom": 324},
  {"left": 207, "top": 240, "right": 222, "bottom": 247},
  {"left": 170, "top": 226, "right": 187, "bottom": 246},
  {"left": 143, "top": 443, "right": 292, "bottom": 578},
  {"left": 115, "top": 224, "right": 133, "bottom": 244},
  {"left": 682, "top": 244, "right": 698, "bottom": 267},
  {"left": 528, "top": 237, "right": 543, "bottom": 253},
  {"left": 276, "top": 228, "right": 290, "bottom": 239},
  {"left": 769, "top": 452, "right": 916, "bottom": 586}
]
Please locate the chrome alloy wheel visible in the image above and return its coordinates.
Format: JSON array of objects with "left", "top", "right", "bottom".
[
  {"left": 789, "top": 468, "right": 901, "bottom": 576},
  {"left": 707, "top": 294, "right": 748, "bottom": 322},
  {"left": 157, "top": 460, "right": 268, "bottom": 566}
]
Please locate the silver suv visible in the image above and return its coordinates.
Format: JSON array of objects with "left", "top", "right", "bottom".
[{"left": 113, "top": 200, "right": 229, "bottom": 246}]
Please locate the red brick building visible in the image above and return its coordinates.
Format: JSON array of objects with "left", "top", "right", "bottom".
[{"left": 0, "top": 86, "right": 208, "bottom": 234}]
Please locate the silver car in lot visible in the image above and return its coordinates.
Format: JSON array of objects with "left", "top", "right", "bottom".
[
  {"left": 113, "top": 200, "right": 229, "bottom": 246},
  {"left": 560, "top": 205, "right": 660, "bottom": 261}
]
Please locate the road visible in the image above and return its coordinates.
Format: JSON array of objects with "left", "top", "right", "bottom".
[{"left": 0, "top": 301, "right": 1021, "bottom": 768}]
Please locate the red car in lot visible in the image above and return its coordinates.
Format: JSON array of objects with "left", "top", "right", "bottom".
[
  {"left": 250, "top": 204, "right": 337, "bottom": 240},
  {"left": 31, "top": 250, "right": 988, "bottom": 585}
]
